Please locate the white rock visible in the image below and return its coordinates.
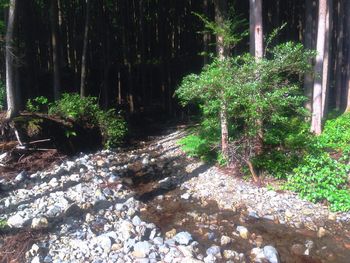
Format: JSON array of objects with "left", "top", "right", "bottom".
[
  {"left": 174, "top": 231, "right": 193, "bottom": 245},
  {"left": 7, "top": 213, "right": 27, "bottom": 228},
  {"left": 263, "top": 246, "right": 280, "bottom": 263}
]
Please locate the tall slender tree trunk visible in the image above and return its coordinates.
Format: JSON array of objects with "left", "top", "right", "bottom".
[
  {"left": 311, "top": 0, "right": 327, "bottom": 135},
  {"left": 50, "top": 0, "right": 61, "bottom": 100},
  {"left": 345, "top": 0, "right": 350, "bottom": 112},
  {"left": 80, "top": 0, "right": 90, "bottom": 97},
  {"left": 203, "top": 0, "right": 210, "bottom": 65},
  {"left": 5, "top": 0, "right": 18, "bottom": 120},
  {"left": 335, "top": 0, "right": 344, "bottom": 111},
  {"left": 253, "top": 0, "right": 263, "bottom": 59},
  {"left": 304, "top": 0, "right": 315, "bottom": 112},
  {"left": 214, "top": 0, "right": 229, "bottom": 162},
  {"left": 249, "top": 0, "right": 255, "bottom": 55},
  {"left": 321, "top": 0, "right": 332, "bottom": 118}
]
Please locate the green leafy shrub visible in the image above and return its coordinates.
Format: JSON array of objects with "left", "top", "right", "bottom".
[
  {"left": 26, "top": 96, "right": 49, "bottom": 113},
  {"left": 49, "top": 93, "right": 127, "bottom": 148},
  {"left": 286, "top": 153, "right": 350, "bottom": 212},
  {"left": 178, "top": 134, "right": 215, "bottom": 162}
]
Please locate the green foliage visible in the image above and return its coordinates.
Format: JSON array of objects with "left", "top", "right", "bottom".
[
  {"left": 193, "top": 11, "right": 248, "bottom": 49},
  {"left": 0, "top": 219, "right": 7, "bottom": 229},
  {"left": 0, "top": 81, "right": 5, "bottom": 110},
  {"left": 176, "top": 42, "right": 314, "bottom": 167},
  {"left": 26, "top": 96, "right": 49, "bottom": 113},
  {"left": 286, "top": 153, "right": 350, "bottom": 212},
  {"left": 49, "top": 93, "right": 127, "bottom": 148},
  {"left": 178, "top": 134, "right": 215, "bottom": 162},
  {"left": 49, "top": 93, "right": 99, "bottom": 122}
]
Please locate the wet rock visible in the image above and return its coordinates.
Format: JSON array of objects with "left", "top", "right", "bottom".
[
  {"left": 174, "top": 231, "right": 193, "bottom": 245},
  {"left": 263, "top": 245, "right": 280, "bottom": 263}
]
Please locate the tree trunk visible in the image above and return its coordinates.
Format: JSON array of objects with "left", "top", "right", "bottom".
[
  {"left": 303, "top": 0, "right": 315, "bottom": 112},
  {"left": 5, "top": 0, "right": 18, "bottom": 120},
  {"left": 345, "top": 0, "right": 350, "bottom": 112},
  {"left": 214, "top": 0, "right": 229, "bottom": 162},
  {"left": 311, "top": 0, "right": 327, "bottom": 135},
  {"left": 80, "top": 0, "right": 90, "bottom": 98},
  {"left": 249, "top": 0, "right": 255, "bottom": 55},
  {"left": 50, "top": 0, "right": 61, "bottom": 100},
  {"left": 321, "top": 0, "right": 332, "bottom": 118},
  {"left": 335, "top": 0, "right": 344, "bottom": 111},
  {"left": 253, "top": 0, "right": 263, "bottom": 59}
]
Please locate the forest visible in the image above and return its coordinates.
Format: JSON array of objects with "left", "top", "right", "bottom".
[{"left": 0, "top": 0, "right": 350, "bottom": 262}]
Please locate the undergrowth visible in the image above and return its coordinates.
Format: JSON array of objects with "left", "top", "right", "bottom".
[{"left": 26, "top": 93, "right": 127, "bottom": 148}]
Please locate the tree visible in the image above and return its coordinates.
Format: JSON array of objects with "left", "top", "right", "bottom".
[
  {"left": 335, "top": 0, "right": 344, "bottom": 111},
  {"left": 311, "top": 0, "right": 327, "bottom": 135},
  {"left": 303, "top": 0, "right": 315, "bottom": 111},
  {"left": 214, "top": 0, "right": 229, "bottom": 162},
  {"left": 80, "top": 0, "right": 90, "bottom": 98},
  {"left": 345, "top": 0, "right": 350, "bottom": 112},
  {"left": 5, "top": 0, "right": 18, "bottom": 119},
  {"left": 251, "top": 0, "right": 263, "bottom": 59},
  {"left": 50, "top": 0, "right": 62, "bottom": 100}
]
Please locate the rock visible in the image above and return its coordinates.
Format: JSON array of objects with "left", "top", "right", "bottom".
[
  {"left": 181, "top": 193, "right": 191, "bottom": 200},
  {"left": 204, "top": 254, "right": 217, "bottom": 263},
  {"left": 290, "top": 244, "right": 304, "bottom": 256},
  {"left": 328, "top": 212, "right": 337, "bottom": 221},
  {"left": 120, "top": 221, "right": 135, "bottom": 240},
  {"left": 236, "top": 226, "right": 249, "bottom": 239},
  {"left": 132, "top": 215, "right": 142, "bottom": 226},
  {"left": 317, "top": 227, "right": 327, "bottom": 238},
  {"left": 64, "top": 203, "right": 82, "bottom": 217},
  {"left": 220, "top": 235, "right": 232, "bottom": 246},
  {"left": 250, "top": 247, "right": 266, "bottom": 262},
  {"left": 153, "top": 237, "right": 164, "bottom": 245},
  {"left": 263, "top": 245, "right": 280, "bottom": 263},
  {"left": 177, "top": 245, "right": 194, "bottom": 257},
  {"left": 174, "top": 231, "right": 193, "bottom": 245},
  {"left": 31, "top": 217, "right": 49, "bottom": 229},
  {"left": 15, "top": 171, "right": 28, "bottom": 182},
  {"left": 165, "top": 228, "right": 177, "bottom": 239},
  {"left": 31, "top": 256, "right": 41, "bottom": 263},
  {"left": 223, "top": 250, "right": 238, "bottom": 260},
  {"left": 206, "top": 245, "right": 221, "bottom": 256},
  {"left": 7, "top": 213, "right": 28, "bottom": 228},
  {"left": 255, "top": 235, "right": 263, "bottom": 248},
  {"left": 132, "top": 241, "right": 151, "bottom": 258}
]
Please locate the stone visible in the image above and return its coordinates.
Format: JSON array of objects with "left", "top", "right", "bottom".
[
  {"left": 250, "top": 247, "right": 265, "bottom": 262},
  {"left": 153, "top": 237, "right": 164, "bottom": 245},
  {"left": 31, "top": 256, "right": 41, "bottom": 263},
  {"left": 120, "top": 221, "right": 135, "bottom": 240},
  {"left": 15, "top": 171, "right": 28, "bottom": 182},
  {"left": 132, "top": 241, "right": 151, "bottom": 258},
  {"left": 165, "top": 228, "right": 177, "bottom": 239},
  {"left": 206, "top": 245, "right": 221, "bottom": 256},
  {"left": 181, "top": 193, "right": 191, "bottom": 200},
  {"left": 317, "top": 227, "right": 327, "bottom": 238},
  {"left": 236, "top": 226, "right": 249, "bottom": 239},
  {"left": 132, "top": 215, "right": 142, "bottom": 226},
  {"left": 223, "top": 250, "right": 238, "bottom": 260},
  {"left": 203, "top": 254, "right": 217, "bottom": 263},
  {"left": 263, "top": 245, "right": 280, "bottom": 263},
  {"left": 7, "top": 213, "right": 28, "bottom": 228},
  {"left": 31, "top": 217, "right": 49, "bottom": 229},
  {"left": 174, "top": 231, "right": 193, "bottom": 245},
  {"left": 177, "top": 245, "right": 194, "bottom": 257},
  {"left": 220, "top": 235, "right": 232, "bottom": 246}
]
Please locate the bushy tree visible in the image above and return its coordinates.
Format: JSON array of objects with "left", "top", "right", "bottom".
[{"left": 176, "top": 42, "right": 314, "bottom": 177}]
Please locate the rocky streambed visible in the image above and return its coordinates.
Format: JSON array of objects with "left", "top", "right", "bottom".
[{"left": 0, "top": 127, "right": 349, "bottom": 263}]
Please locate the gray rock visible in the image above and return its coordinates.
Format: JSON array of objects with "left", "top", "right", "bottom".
[
  {"left": 15, "top": 171, "right": 28, "bottom": 182},
  {"left": 7, "top": 213, "right": 28, "bottom": 228},
  {"left": 204, "top": 254, "right": 217, "bottom": 263},
  {"left": 174, "top": 231, "right": 193, "bottom": 245},
  {"left": 133, "top": 241, "right": 151, "bottom": 258},
  {"left": 263, "top": 246, "right": 280, "bottom": 263},
  {"left": 132, "top": 215, "right": 142, "bottom": 226},
  {"left": 206, "top": 245, "right": 221, "bottom": 256},
  {"left": 153, "top": 237, "right": 164, "bottom": 245},
  {"left": 96, "top": 235, "right": 112, "bottom": 253}
]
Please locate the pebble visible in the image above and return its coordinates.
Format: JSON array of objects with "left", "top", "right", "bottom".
[{"left": 174, "top": 231, "right": 193, "bottom": 245}]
